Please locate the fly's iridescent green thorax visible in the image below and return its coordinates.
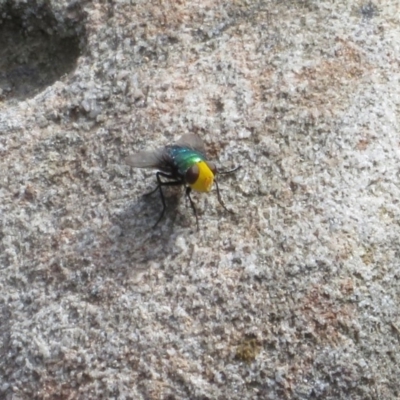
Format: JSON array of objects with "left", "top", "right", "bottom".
[{"left": 167, "top": 145, "right": 205, "bottom": 175}]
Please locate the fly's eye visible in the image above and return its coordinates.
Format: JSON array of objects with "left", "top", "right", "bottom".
[
  {"left": 207, "top": 161, "right": 217, "bottom": 175},
  {"left": 186, "top": 164, "right": 199, "bottom": 184}
]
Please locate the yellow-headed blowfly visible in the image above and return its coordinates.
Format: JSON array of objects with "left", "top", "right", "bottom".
[{"left": 126, "top": 133, "right": 240, "bottom": 230}]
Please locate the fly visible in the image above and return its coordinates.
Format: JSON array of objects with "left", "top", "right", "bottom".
[{"left": 126, "top": 134, "right": 240, "bottom": 230}]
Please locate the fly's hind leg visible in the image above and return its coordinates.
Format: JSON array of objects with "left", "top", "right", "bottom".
[{"left": 144, "top": 172, "right": 183, "bottom": 228}]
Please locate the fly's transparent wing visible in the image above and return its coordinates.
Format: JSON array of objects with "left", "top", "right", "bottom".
[
  {"left": 125, "top": 148, "right": 164, "bottom": 169},
  {"left": 126, "top": 134, "right": 206, "bottom": 170},
  {"left": 176, "top": 134, "right": 206, "bottom": 154}
]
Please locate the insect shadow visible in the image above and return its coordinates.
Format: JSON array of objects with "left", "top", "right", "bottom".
[
  {"left": 122, "top": 185, "right": 184, "bottom": 233},
  {"left": 72, "top": 194, "right": 183, "bottom": 286},
  {"left": 105, "top": 190, "right": 189, "bottom": 272}
]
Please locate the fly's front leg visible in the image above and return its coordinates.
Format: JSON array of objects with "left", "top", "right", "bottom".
[
  {"left": 214, "top": 165, "right": 240, "bottom": 214},
  {"left": 185, "top": 187, "right": 199, "bottom": 231},
  {"left": 215, "top": 179, "right": 233, "bottom": 214}
]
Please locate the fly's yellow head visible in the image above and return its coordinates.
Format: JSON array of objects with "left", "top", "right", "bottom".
[{"left": 185, "top": 161, "right": 217, "bottom": 192}]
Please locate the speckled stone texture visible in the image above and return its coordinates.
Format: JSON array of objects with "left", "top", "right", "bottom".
[{"left": 0, "top": 0, "right": 399, "bottom": 399}]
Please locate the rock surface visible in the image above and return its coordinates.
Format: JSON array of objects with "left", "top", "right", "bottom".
[{"left": 0, "top": 0, "right": 399, "bottom": 399}]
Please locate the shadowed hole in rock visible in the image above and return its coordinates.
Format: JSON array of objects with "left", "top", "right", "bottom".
[{"left": 0, "top": 0, "right": 86, "bottom": 102}]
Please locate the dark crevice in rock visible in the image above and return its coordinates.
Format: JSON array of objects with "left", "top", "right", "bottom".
[{"left": 0, "top": 0, "right": 87, "bottom": 102}]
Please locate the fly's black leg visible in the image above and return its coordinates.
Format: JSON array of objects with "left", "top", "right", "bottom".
[
  {"left": 214, "top": 165, "right": 241, "bottom": 213},
  {"left": 215, "top": 179, "right": 233, "bottom": 214},
  {"left": 144, "top": 172, "right": 183, "bottom": 228},
  {"left": 143, "top": 185, "right": 160, "bottom": 197},
  {"left": 185, "top": 187, "right": 199, "bottom": 231},
  {"left": 143, "top": 172, "right": 178, "bottom": 197},
  {"left": 218, "top": 165, "right": 242, "bottom": 175},
  {"left": 153, "top": 172, "right": 167, "bottom": 228}
]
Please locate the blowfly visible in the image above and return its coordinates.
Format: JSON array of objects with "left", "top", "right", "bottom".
[{"left": 126, "top": 134, "right": 239, "bottom": 230}]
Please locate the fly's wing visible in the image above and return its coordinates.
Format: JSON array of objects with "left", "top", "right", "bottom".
[
  {"left": 125, "top": 147, "right": 166, "bottom": 169},
  {"left": 126, "top": 134, "right": 206, "bottom": 171},
  {"left": 176, "top": 133, "right": 206, "bottom": 155}
]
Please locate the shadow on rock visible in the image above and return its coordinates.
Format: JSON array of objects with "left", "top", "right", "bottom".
[{"left": 75, "top": 188, "right": 195, "bottom": 282}]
